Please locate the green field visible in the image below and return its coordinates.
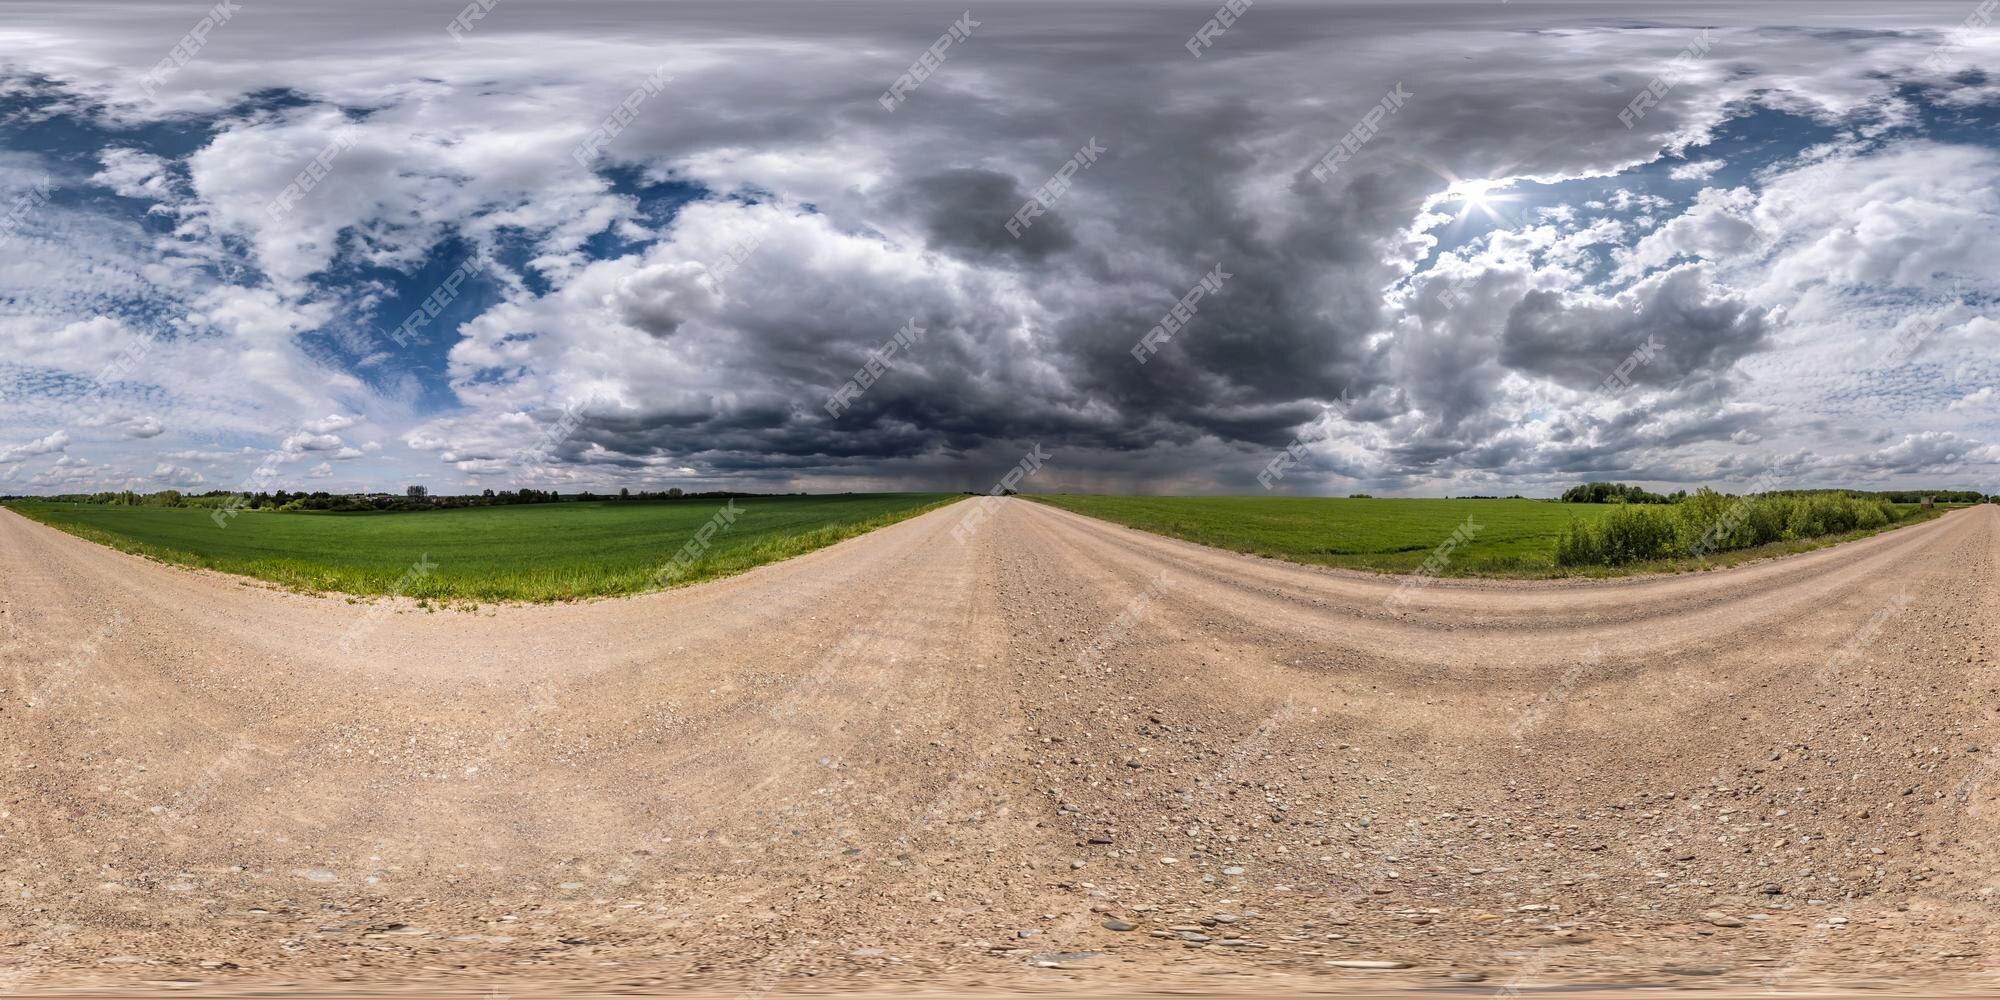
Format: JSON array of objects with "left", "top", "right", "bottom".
[
  {"left": 1027, "top": 494, "right": 1600, "bottom": 574},
  {"left": 6, "top": 494, "right": 961, "bottom": 602},
  {"left": 1025, "top": 494, "right": 1941, "bottom": 576}
]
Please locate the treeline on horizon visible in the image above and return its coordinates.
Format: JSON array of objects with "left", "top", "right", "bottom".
[
  {"left": 1, "top": 486, "right": 791, "bottom": 513},
  {"left": 4, "top": 482, "right": 1992, "bottom": 513},
  {"left": 1558, "top": 481, "right": 1991, "bottom": 505}
]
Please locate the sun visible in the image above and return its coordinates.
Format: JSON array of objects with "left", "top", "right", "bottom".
[
  {"left": 1453, "top": 180, "right": 1496, "bottom": 207},
  {"left": 1444, "top": 178, "right": 1517, "bottom": 222}
]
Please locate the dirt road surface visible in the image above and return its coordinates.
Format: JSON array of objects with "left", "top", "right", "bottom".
[{"left": 2, "top": 499, "right": 1997, "bottom": 996}]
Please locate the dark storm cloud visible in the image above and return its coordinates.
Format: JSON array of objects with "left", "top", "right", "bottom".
[
  {"left": 1500, "top": 265, "right": 1771, "bottom": 390},
  {"left": 900, "top": 168, "right": 1076, "bottom": 262}
]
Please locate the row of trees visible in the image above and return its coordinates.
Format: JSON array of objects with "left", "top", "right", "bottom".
[
  {"left": 1860, "top": 489, "right": 1988, "bottom": 504},
  {"left": 1560, "top": 482, "right": 1992, "bottom": 505},
  {"left": 41, "top": 490, "right": 191, "bottom": 507},
  {"left": 12, "top": 486, "right": 772, "bottom": 512},
  {"left": 279, "top": 487, "right": 739, "bottom": 511},
  {"left": 1559, "top": 482, "right": 1686, "bottom": 504}
]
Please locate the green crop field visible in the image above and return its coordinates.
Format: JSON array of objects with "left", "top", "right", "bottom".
[
  {"left": 1027, "top": 494, "right": 1602, "bottom": 574},
  {"left": 1025, "top": 494, "right": 1943, "bottom": 576},
  {"left": 5, "top": 494, "right": 962, "bottom": 602}
]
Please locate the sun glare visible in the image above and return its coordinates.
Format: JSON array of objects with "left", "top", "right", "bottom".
[{"left": 1445, "top": 178, "right": 1519, "bottom": 223}]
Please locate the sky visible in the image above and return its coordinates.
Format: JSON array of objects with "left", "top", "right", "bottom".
[{"left": 0, "top": 0, "right": 1995, "bottom": 498}]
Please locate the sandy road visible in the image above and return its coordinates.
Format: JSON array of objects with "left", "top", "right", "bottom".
[{"left": 1, "top": 499, "right": 1997, "bottom": 995}]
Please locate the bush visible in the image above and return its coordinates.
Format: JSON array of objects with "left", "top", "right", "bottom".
[
  {"left": 1555, "top": 489, "right": 1912, "bottom": 568},
  {"left": 1672, "top": 488, "right": 1740, "bottom": 553},
  {"left": 1744, "top": 498, "right": 1786, "bottom": 546},
  {"left": 1556, "top": 504, "right": 1677, "bottom": 566},
  {"left": 1855, "top": 501, "right": 1887, "bottom": 530},
  {"left": 1554, "top": 518, "right": 1596, "bottom": 566}
]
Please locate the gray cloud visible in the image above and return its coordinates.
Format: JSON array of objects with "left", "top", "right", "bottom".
[
  {"left": 900, "top": 168, "right": 1077, "bottom": 262},
  {"left": 1501, "top": 264, "right": 1771, "bottom": 390}
]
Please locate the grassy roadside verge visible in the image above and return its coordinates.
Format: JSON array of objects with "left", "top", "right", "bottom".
[
  {"left": 1021, "top": 493, "right": 1954, "bottom": 579},
  {"left": 1541, "top": 506, "right": 1952, "bottom": 578},
  {"left": 5, "top": 493, "right": 966, "bottom": 603}
]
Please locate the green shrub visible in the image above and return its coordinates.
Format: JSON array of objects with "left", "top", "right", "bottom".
[
  {"left": 1557, "top": 505, "right": 1676, "bottom": 565},
  {"left": 1674, "top": 488, "right": 1751, "bottom": 554},
  {"left": 1604, "top": 505, "right": 1678, "bottom": 563},
  {"left": 1853, "top": 500, "right": 1888, "bottom": 530},
  {"left": 1554, "top": 517, "right": 1598, "bottom": 566},
  {"left": 1789, "top": 496, "right": 1818, "bottom": 537},
  {"left": 1744, "top": 499, "right": 1786, "bottom": 546},
  {"left": 1554, "top": 489, "right": 1912, "bottom": 568}
]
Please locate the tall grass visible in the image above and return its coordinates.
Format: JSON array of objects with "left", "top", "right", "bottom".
[{"left": 1554, "top": 490, "right": 1906, "bottom": 567}]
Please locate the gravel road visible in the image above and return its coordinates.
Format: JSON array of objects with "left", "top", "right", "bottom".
[{"left": 2, "top": 499, "right": 1996, "bottom": 995}]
